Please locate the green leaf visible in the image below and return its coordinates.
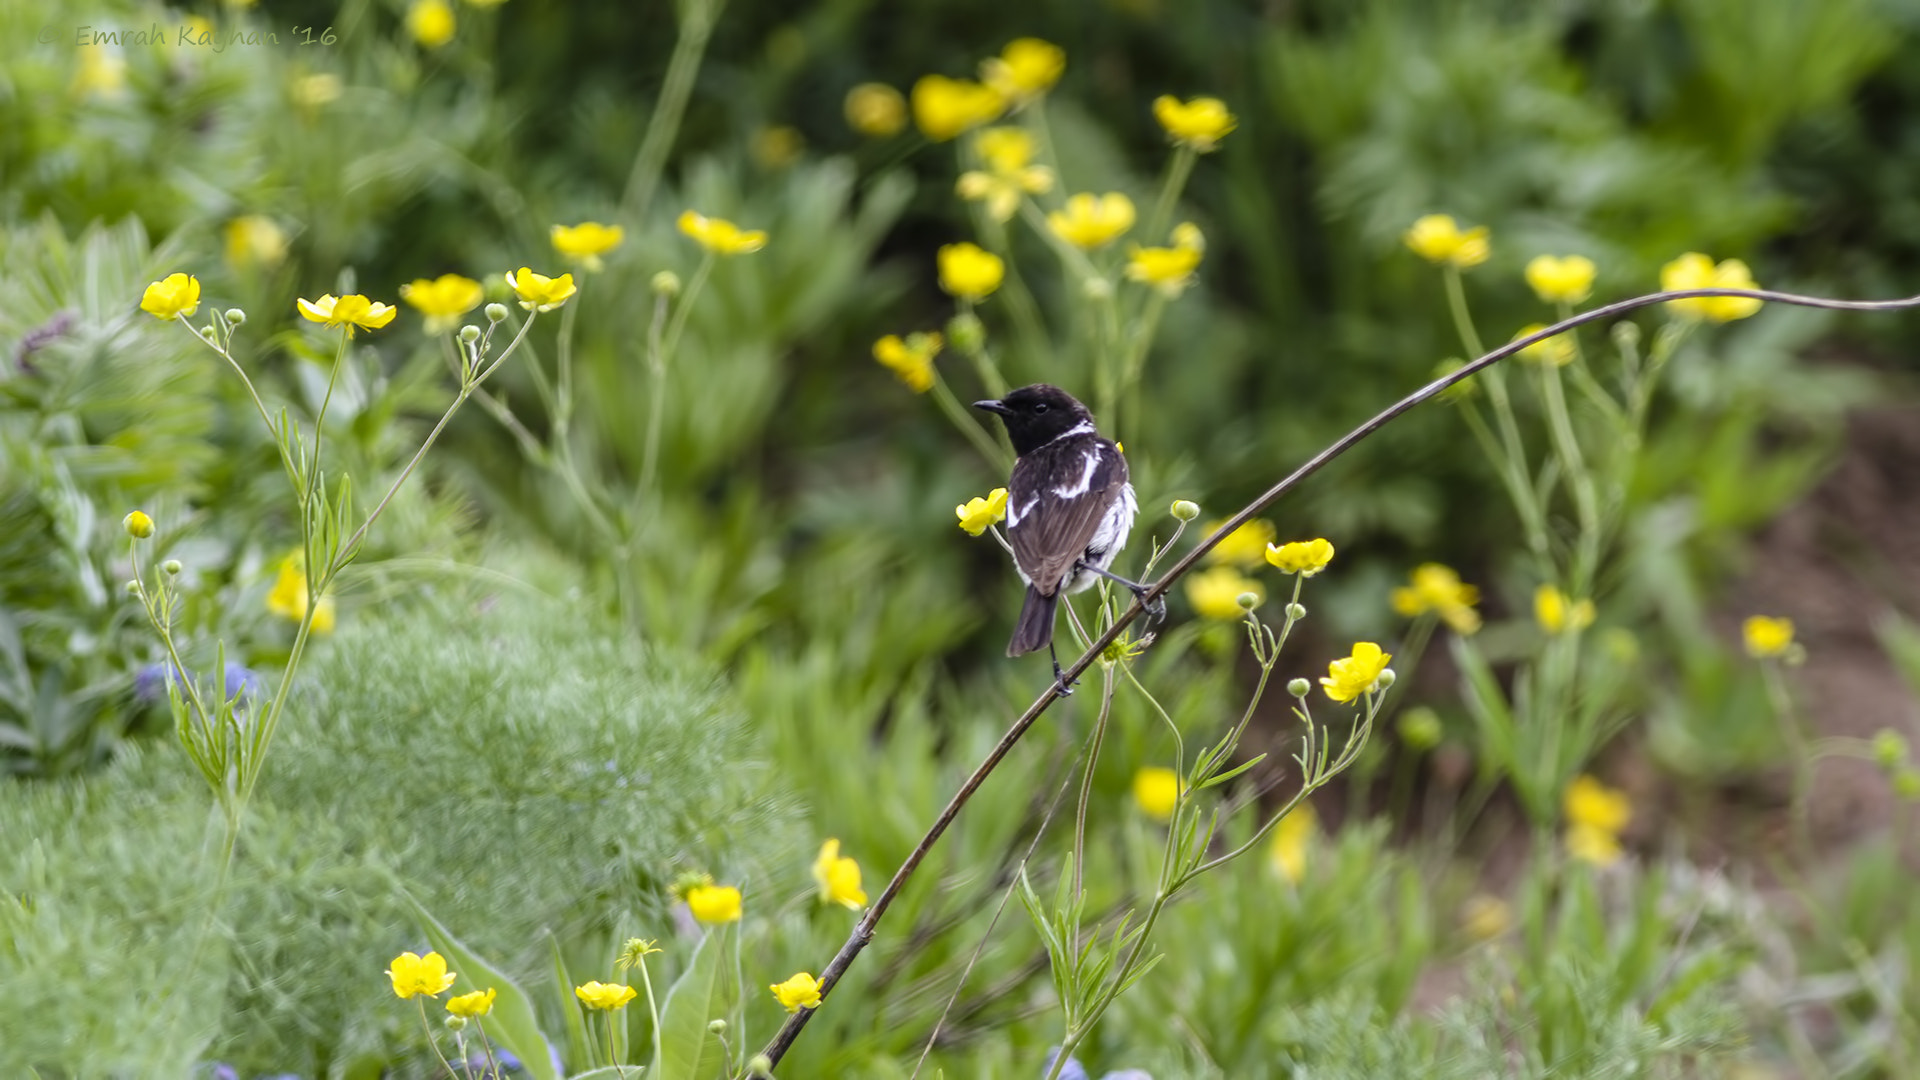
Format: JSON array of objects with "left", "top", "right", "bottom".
[
  {"left": 651, "top": 927, "right": 728, "bottom": 1080},
  {"left": 399, "top": 889, "right": 561, "bottom": 1080},
  {"left": 550, "top": 933, "right": 593, "bottom": 1073}
]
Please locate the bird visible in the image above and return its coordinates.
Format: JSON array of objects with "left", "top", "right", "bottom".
[{"left": 973, "top": 384, "right": 1158, "bottom": 691}]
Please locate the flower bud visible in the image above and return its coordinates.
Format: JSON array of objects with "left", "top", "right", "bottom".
[
  {"left": 459, "top": 324, "right": 481, "bottom": 344},
  {"left": 748, "top": 1054, "right": 774, "bottom": 1077},
  {"left": 200, "top": 326, "right": 219, "bottom": 343},
  {"left": 946, "top": 311, "right": 985, "bottom": 354},
  {"left": 651, "top": 270, "right": 682, "bottom": 297},
  {"left": 1285, "top": 602, "right": 1306, "bottom": 621},
  {"left": 1286, "top": 677, "right": 1311, "bottom": 698},
  {"left": 1611, "top": 320, "right": 1641, "bottom": 351},
  {"left": 1398, "top": 707, "right": 1443, "bottom": 751},
  {"left": 708, "top": 1019, "right": 728, "bottom": 1034},
  {"left": 1896, "top": 767, "right": 1920, "bottom": 802},
  {"left": 124, "top": 510, "right": 155, "bottom": 539},
  {"left": 444, "top": 1015, "right": 467, "bottom": 1032},
  {"left": 225, "top": 308, "right": 246, "bottom": 325},
  {"left": 1874, "top": 729, "right": 1910, "bottom": 770},
  {"left": 1375, "top": 668, "right": 1397, "bottom": 689},
  {"left": 1236, "top": 591, "right": 1261, "bottom": 610},
  {"left": 125, "top": 579, "right": 142, "bottom": 596},
  {"left": 1082, "top": 276, "right": 1113, "bottom": 301},
  {"left": 163, "top": 559, "right": 183, "bottom": 576},
  {"left": 1170, "top": 499, "right": 1200, "bottom": 521},
  {"left": 485, "top": 302, "right": 509, "bottom": 324}
]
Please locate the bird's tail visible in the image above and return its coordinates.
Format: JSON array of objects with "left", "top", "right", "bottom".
[{"left": 1007, "top": 586, "right": 1059, "bottom": 657}]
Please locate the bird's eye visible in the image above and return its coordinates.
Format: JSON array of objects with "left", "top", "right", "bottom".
[{"left": 1032, "top": 402, "right": 1049, "bottom": 413}]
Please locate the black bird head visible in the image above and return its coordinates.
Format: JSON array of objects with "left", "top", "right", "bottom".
[{"left": 973, "top": 384, "right": 1096, "bottom": 456}]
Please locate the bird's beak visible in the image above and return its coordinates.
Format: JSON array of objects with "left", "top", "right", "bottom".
[{"left": 973, "top": 399, "right": 1012, "bottom": 416}]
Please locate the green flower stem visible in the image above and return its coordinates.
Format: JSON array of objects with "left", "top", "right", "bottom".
[
  {"left": 174, "top": 316, "right": 300, "bottom": 492},
  {"left": 1116, "top": 290, "right": 1170, "bottom": 444},
  {"left": 955, "top": 296, "right": 1013, "bottom": 402},
  {"left": 929, "top": 368, "right": 1013, "bottom": 472},
  {"left": 1143, "top": 144, "right": 1197, "bottom": 247},
  {"left": 335, "top": 307, "right": 541, "bottom": 575},
  {"left": 641, "top": 251, "right": 716, "bottom": 494},
  {"left": 555, "top": 287, "right": 581, "bottom": 435},
  {"left": 1535, "top": 361, "right": 1601, "bottom": 593},
  {"left": 1760, "top": 661, "right": 1815, "bottom": 857},
  {"left": 636, "top": 956, "right": 663, "bottom": 1061},
  {"left": 473, "top": 1019, "right": 502, "bottom": 1080},
  {"left": 605, "top": 1012, "right": 629, "bottom": 1079},
  {"left": 451, "top": 1028, "right": 478, "bottom": 1080},
  {"left": 980, "top": 204, "right": 1053, "bottom": 366},
  {"left": 1444, "top": 266, "right": 1549, "bottom": 566},
  {"left": 1070, "top": 668, "right": 1119, "bottom": 906},
  {"left": 305, "top": 327, "right": 351, "bottom": 511},
  {"left": 417, "top": 998, "right": 462, "bottom": 1079},
  {"left": 620, "top": 0, "right": 720, "bottom": 219}
]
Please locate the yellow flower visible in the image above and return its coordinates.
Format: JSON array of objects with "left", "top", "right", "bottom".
[
  {"left": 937, "top": 242, "right": 1005, "bottom": 301},
  {"left": 291, "top": 73, "right": 343, "bottom": 108},
  {"left": 1404, "top": 215, "right": 1490, "bottom": 269},
  {"left": 1187, "top": 566, "right": 1262, "bottom": 621},
  {"left": 1525, "top": 254, "right": 1595, "bottom": 305},
  {"left": 812, "top": 839, "right": 868, "bottom": 910},
  {"left": 1125, "top": 223, "right": 1205, "bottom": 297},
  {"left": 296, "top": 293, "right": 398, "bottom": 336},
  {"left": 446, "top": 988, "right": 496, "bottom": 1018},
  {"left": 1390, "top": 563, "right": 1481, "bottom": 635},
  {"left": 1152, "top": 95, "right": 1236, "bottom": 151},
  {"left": 873, "top": 332, "right": 942, "bottom": 393},
  {"left": 406, "top": 0, "right": 456, "bottom": 48},
  {"left": 751, "top": 125, "right": 805, "bottom": 169},
  {"left": 574, "top": 981, "right": 638, "bottom": 1011},
  {"left": 1563, "top": 774, "right": 1630, "bottom": 833},
  {"left": 72, "top": 44, "right": 127, "bottom": 100},
  {"left": 1661, "top": 252, "right": 1763, "bottom": 322},
  {"left": 1565, "top": 822, "right": 1623, "bottom": 867},
  {"left": 1512, "top": 323, "right": 1575, "bottom": 367},
  {"left": 1269, "top": 801, "right": 1316, "bottom": 883},
  {"left": 982, "top": 38, "right": 1064, "bottom": 103},
  {"left": 956, "top": 128, "right": 1054, "bottom": 222},
  {"left": 550, "top": 222, "right": 625, "bottom": 271},
  {"left": 140, "top": 273, "right": 201, "bottom": 321},
  {"left": 386, "top": 951, "right": 457, "bottom": 999},
  {"left": 400, "top": 274, "right": 484, "bottom": 335},
  {"left": 685, "top": 884, "right": 742, "bottom": 924},
  {"left": 1265, "top": 538, "right": 1335, "bottom": 577},
  {"left": 1743, "top": 615, "right": 1794, "bottom": 658},
  {"left": 1534, "top": 585, "right": 1595, "bottom": 635},
  {"left": 1131, "top": 766, "right": 1179, "bottom": 821},
  {"left": 1459, "top": 895, "right": 1512, "bottom": 941},
  {"left": 224, "top": 216, "right": 289, "bottom": 271},
  {"left": 911, "top": 75, "right": 1005, "bottom": 141},
  {"left": 1321, "top": 641, "right": 1392, "bottom": 703},
  {"left": 1047, "top": 193, "right": 1136, "bottom": 250},
  {"left": 1203, "top": 518, "right": 1276, "bottom": 569},
  {"left": 123, "top": 511, "right": 154, "bottom": 539},
  {"left": 955, "top": 487, "right": 1009, "bottom": 536},
  {"left": 845, "top": 82, "right": 907, "bottom": 137},
  {"left": 770, "top": 972, "right": 823, "bottom": 1014},
  {"left": 504, "top": 267, "right": 577, "bottom": 312},
  {"left": 266, "top": 556, "right": 336, "bottom": 634},
  {"left": 677, "top": 210, "right": 768, "bottom": 256}
]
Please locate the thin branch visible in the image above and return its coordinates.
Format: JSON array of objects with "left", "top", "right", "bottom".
[{"left": 755, "top": 284, "right": 1920, "bottom": 1066}]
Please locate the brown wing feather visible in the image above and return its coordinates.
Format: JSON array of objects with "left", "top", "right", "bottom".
[{"left": 1007, "top": 440, "right": 1127, "bottom": 597}]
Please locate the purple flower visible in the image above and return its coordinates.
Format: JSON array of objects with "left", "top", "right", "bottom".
[{"left": 135, "top": 661, "right": 261, "bottom": 705}]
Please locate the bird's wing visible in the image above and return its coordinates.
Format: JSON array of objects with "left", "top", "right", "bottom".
[{"left": 1007, "top": 439, "right": 1128, "bottom": 596}]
